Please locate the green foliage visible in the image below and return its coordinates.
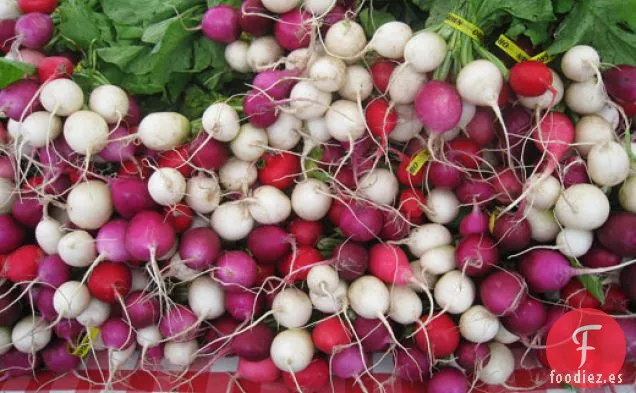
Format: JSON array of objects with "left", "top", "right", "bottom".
[{"left": 0, "top": 59, "right": 36, "bottom": 89}]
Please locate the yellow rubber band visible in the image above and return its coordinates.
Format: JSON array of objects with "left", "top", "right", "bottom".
[
  {"left": 488, "top": 207, "right": 503, "bottom": 234},
  {"left": 407, "top": 149, "right": 430, "bottom": 175},
  {"left": 68, "top": 327, "right": 100, "bottom": 358},
  {"left": 495, "top": 34, "right": 531, "bottom": 63},
  {"left": 530, "top": 51, "right": 556, "bottom": 64},
  {"left": 444, "top": 13, "right": 484, "bottom": 42}
]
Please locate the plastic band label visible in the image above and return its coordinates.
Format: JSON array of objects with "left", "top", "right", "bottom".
[
  {"left": 530, "top": 51, "right": 556, "bottom": 64},
  {"left": 444, "top": 13, "right": 484, "bottom": 42},
  {"left": 68, "top": 327, "right": 100, "bottom": 358},
  {"left": 488, "top": 208, "right": 503, "bottom": 234},
  {"left": 407, "top": 149, "right": 430, "bottom": 175},
  {"left": 495, "top": 35, "right": 531, "bottom": 62}
]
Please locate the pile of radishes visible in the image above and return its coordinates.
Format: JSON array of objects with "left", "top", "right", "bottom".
[{"left": 0, "top": 0, "right": 635, "bottom": 391}]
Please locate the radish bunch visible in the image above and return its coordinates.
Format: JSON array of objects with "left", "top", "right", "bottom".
[{"left": 0, "top": 0, "right": 635, "bottom": 391}]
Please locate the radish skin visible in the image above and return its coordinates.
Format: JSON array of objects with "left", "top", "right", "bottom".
[
  {"left": 338, "top": 65, "right": 373, "bottom": 101},
  {"left": 389, "top": 63, "right": 426, "bottom": 104},
  {"left": 270, "top": 328, "right": 314, "bottom": 372},
  {"left": 389, "top": 285, "right": 422, "bottom": 324},
  {"left": 165, "top": 340, "right": 198, "bottom": 367},
  {"left": 11, "top": 316, "right": 51, "bottom": 353},
  {"left": 565, "top": 79, "right": 608, "bottom": 115},
  {"left": 291, "top": 179, "right": 332, "bottom": 221},
  {"left": 324, "top": 20, "right": 367, "bottom": 59},
  {"left": 554, "top": 184, "right": 610, "bottom": 230},
  {"left": 587, "top": 141, "right": 630, "bottom": 187},
  {"left": 459, "top": 305, "right": 499, "bottom": 343},
  {"left": 561, "top": 45, "right": 600, "bottom": 82},
  {"left": 137, "top": 112, "right": 190, "bottom": 151},
  {"left": 211, "top": 202, "right": 254, "bottom": 241},
  {"left": 63, "top": 111, "right": 109, "bottom": 155},
  {"left": 407, "top": 224, "right": 452, "bottom": 257},
  {"left": 225, "top": 41, "right": 250, "bottom": 73},
  {"left": 310, "top": 56, "right": 347, "bottom": 92},
  {"left": 21, "top": 111, "right": 61, "bottom": 148},
  {"left": 40, "top": 79, "right": 84, "bottom": 116},
  {"left": 348, "top": 275, "right": 390, "bottom": 319},
  {"left": 188, "top": 276, "right": 225, "bottom": 320},
  {"left": 53, "top": 281, "right": 91, "bottom": 318},
  {"left": 57, "top": 230, "right": 97, "bottom": 268},
  {"left": 185, "top": 175, "right": 221, "bottom": 214},
  {"left": 359, "top": 168, "right": 399, "bottom": 206},
  {"left": 434, "top": 270, "right": 475, "bottom": 314},
  {"left": 478, "top": 342, "right": 514, "bottom": 385},
  {"left": 89, "top": 85, "right": 129, "bottom": 124},
  {"left": 619, "top": 176, "right": 636, "bottom": 213},
  {"left": 556, "top": 229, "right": 593, "bottom": 257},
  {"left": 419, "top": 245, "right": 456, "bottom": 275},
  {"left": 371, "top": 21, "right": 412, "bottom": 59},
  {"left": 77, "top": 298, "right": 111, "bottom": 327},
  {"left": 273, "top": 288, "right": 313, "bottom": 328},
  {"left": 67, "top": 180, "right": 113, "bottom": 230},
  {"left": 231, "top": 124, "right": 268, "bottom": 162},
  {"left": 202, "top": 103, "right": 241, "bottom": 142},
  {"left": 574, "top": 115, "right": 614, "bottom": 157},
  {"left": 326, "top": 99, "right": 366, "bottom": 142},
  {"left": 404, "top": 31, "right": 446, "bottom": 73}
]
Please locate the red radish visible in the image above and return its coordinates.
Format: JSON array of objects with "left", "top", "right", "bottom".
[
  {"left": 459, "top": 204, "right": 489, "bottom": 236},
  {"left": 255, "top": 264, "right": 276, "bottom": 286},
  {"left": 158, "top": 146, "right": 193, "bottom": 177},
  {"left": 258, "top": 152, "right": 299, "bottom": 190},
  {"left": 281, "top": 357, "right": 329, "bottom": 392},
  {"left": 509, "top": 61, "right": 553, "bottom": 97},
  {"left": 498, "top": 82, "right": 512, "bottom": 106},
  {"left": 394, "top": 345, "right": 431, "bottom": 382},
  {"left": 118, "top": 158, "right": 153, "bottom": 179},
  {"left": 274, "top": 9, "right": 311, "bottom": 51},
  {"left": 415, "top": 313, "right": 460, "bottom": 358},
  {"left": 163, "top": 204, "right": 193, "bottom": 234},
  {"left": 368, "top": 243, "right": 412, "bottom": 285},
  {"left": 202, "top": 5, "right": 241, "bottom": 44},
  {"left": 532, "top": 112, "right": 575, "bottom": 174},
  {"left": 339, "top": 202, "right": 384, "bottom": 242},
  {"left": 379, "top": 210, "right": 410, "bottom": 241},
  {"left": 398, "top": 189, "right": 426, "bottom": 223},
  {"left": 247, "top": 225, "right": 290, "bottom": 264},
  {"left": 190, "top": 133, "right": 229, "bottom": 171},
  {"left": 490, "top": 168, "right": 522, "bottom": 204},
  {"left": 239, "top": 0, "right": 273, "bottom": 37},
  {"left": 581, "top": 246, "right": 621, "bottom": 269},
  {"left": 37, "top": 56, "right": 73, "bottom": 82},
  {"left": 125, "top": 291, "right": 160, "bottom": 328},
  {"left": 445, "top": 137, "right": 481, "bottom": 169},
  {"left": 278, "top": 246, "right": 322, "bottom": 282},
  {"left": 327, "top": 198, "right": 347, "bottom": 226},
  {"left": 179, "top": 227, "right": 221, "bottom": 270},
  {"left": 0, "top": 22, "right": 16, "bottom": 50},
  {"left": 237, "top": 358, "right": 280, "bottom": 383},
  {"left": 18, "top": 0, "right": 58, "bottom": 13},
  {"left": 287, "top": 219, "right": 323, "bottom": 246},
  {"left": 365, "top": 98, "right": 398, "bottom": 140},
  {"left": 414, "top": 81, "right": 462, "bottom": 134},
  {"left": 456, "top": 342, "right": 490, "bottom": 370},
  {"left": 225, "top": 289, "right": 264, "bottom": 321},
  {"left": 202, "top": 315, "right": 240, "bottom": 354},
  {"left": 501, "top": 297, "right": 547, "bottom": 337},
  {"left": 602, "top": 285, "right": 628, "bottom": 313},
  {"left": 312, "top": 316, "right": 351, "bottom": 354},
  {"left": 492, "top": 212, "right": 531, "bottom": 251},
  {"left": 466, "top": 107, "right": 496, "bottom": 146},
  {"left": 0, "top": 215, "right": 25, "bottom": 254},
  {"left": 397, "top": 156, "right": 426, "bottom": 187},
  {"left": 87, "top": 262, "right": 132, "bottom": 303},
  {"left": 480, "top": 271, "right": 526, "bottom": 316},
  {"left": 561, "top": 279, "right": 600, "bottom": 309},
  {"left": 371, "top": 61, "right": 396, "bottom": 93},
  {"left": 426, "top": 161, "right": 462, "bottom": 189},
  {"left": 4, "top": 244, "right": 43, "bottom": 283},
  {"left": 455, "top": 234, "right": 499, "bottom": 277}
]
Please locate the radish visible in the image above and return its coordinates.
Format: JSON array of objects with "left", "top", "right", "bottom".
[
  {"left": 215, "top": 251, "right": 257, "bottom": 291},
  {"left": 88, "top": 85, "right": 129, "bottom": 124},
  {"left": 509, "top": 60, "right": 553, "bottom": 97},
  {"left": 240, "top": 0, "right": 273, "bottom": 36},
  {"left": 389, "top": 285, "right": 422, "bottom": 324},
  {"left": 406, "top": 223, "right": 452, "bottom": 258},
  {"left": 272, "top": 287, "right": 312, "bottom": 328},
  {"left": 307, "top": 265, "right": 339, "bottom": 294},
  {"left": 125, "top": 210, "right": 176, "bottom": 261},
  {"left": 0, "top": 327, "right": 11, "bottom": 355},
  {"left": 414, "top": 313, "right": 459, "bottom": 358},
  {"left": 164, "top": 340, "right": 198, "bottom": 367},
  {"left": 76, "top": 298, "right": 110, "bottom": 327},
  {"left": 20, "top": 111, "right": 62, "bottom": 148},
  {"left": 389, "top": 104, "right": 423, "bottom": 142},
  {"left": 620, "top": 176, "right": 636, "bottom": 213},
  {"left": 339, "top": 65, "right": 373, "bottom": 101},
  {"left": 211, "top": 201, "right": 254, "bottom": 241},
  {"left": 202, "top": 103, "right": 241, "bottom": 142},
  {"left": 419, "top": 245, "right": 456, "bottom": 276},
  {"left": 247, "top": 36, "right": 283, "bottom": 71},
  {"left": 434, "top": 270, "right": 475, "bottom": 314},
  {"left": 230, "top": 123, "right": 268, "bottom": 162},
  {"left": 594, "top": 104, "right": 620, "bottom": 129},
  {"left": 554, "top": 183, "right": 610, "bottom": 230},
  {"left": 331, "top": 346, "right": 368, "bottom": 379},
  {"left": 290, "top": 81, "right": 332, "bottom": 120},
  {"left": 288, "top": 219, "right": 323, "bottom": 246},
  {"left": 15, "top": 12, "right": 52, "bottom": 49},
  {"left": 167, "top": 254, "right": 199, "bottom": 282},
  {"left": 232, "top": 324, "right": 274, "bottom": 361},
  {"left": 459, "top": 305, "right": 499, "bottom": 343},
  {"left": 597, "top": 212, "right": 636, "bottom": 257},
  {"left": 37, "top": 255, "right": 70, "bottom": 288},
  {"left": 324, "top": 20, "right": 366, "bottom": 58},
  {"left": 220, "top": 158, "right": 257, "bottom": 192},
  {"left": 477, "top": 342, "right": 514, "bottom": 385},
  {"left": 310, "top": 55, "right": 347, "bottom": 92},
  {"left": 0, "top": 179, "right": 16, "bottom": 214},
  {"left": 561, "top": 45, "right": 600, "bottom": 82},
  {"left": 414, "top": 81, "right": 462, "bottom": 135},
  {"left": 247, "top": 225, "right": 290, "bottom": 264},
  {"left": 185, "top": 174, "right": 221, "bottom": 214},
  {"left": 125, "top": 292, "right": 159, "bottom": 328},
  {"left": 188, "top": 276, "right": 225, "bottom": 320},
  {"left": 0, "top": 79, "right": 41, "bottom": 121},
  {"left": 565, "top": 79, "right": 608, "bottom": 114},
  {"left": 225, "top": 40, "right": 250, "bottom": 73},
  {"left": 359, "top": 168, "right": 399, "bottom": 205},
  {"left": 425, "top": 189, "right": 459, "bottom": 224},
  {"left": 525, "top": 174, "right": 560, "bottom": 210},
  {"left": 87, "top": 262, "right": 131, "bottom": 303},
  {"left": 190, "top": 133, "right": 229, "bottom": 170},
  {"left": 339, "top": 202, "right": 383, "bottom": 242},
  {"left": 202, "top": 5, "right": 241, "bottom": 44},
  {"left": 456, "top": 60, "right": 502, "bottom": 108},
  {"left": 480, "top": 271, "right": 526, "bottom": 316},
  {"left": 326, "top": 99, "right": 366, "bottom": 141},
  {"left": 389, "top": 63, "right": 426, "bottom": 104},
  {"left": 428, "top": 368, "right": 468, "bottom": 393},
  {"left": 270, "top": 328, "right": 314, "bottom": 372},
  {"left": 57, "top": 230, "right": 97, "bottom": 268},
  {"left": 332, "top": 242, "right": 368, "bottom": 280},
  {"left": 281, "top": 357, "right": 329, "bottom": 392},
  {"left": 312, "top": 316, "right": 351, "bottom": 354},
  {"left": 0, "top": 0, "right": 21, "bottom": 18},
  {"left": 587, "top": 141, "right": 630, "bottom": 187},
  {"left": 394, "top": 345, "right": 430, "bottom": 382},
  {"left": 371, "top": 21, "right": 412, "bottom": 59},
  {"left": 67, "top": 180, "right": 113, "bottom": 230},
  {"left": 266, "top": 113, "right": 301, "bottom": 150},
  {"left": 291, "top": 179, "right": 332, "bottom": 221},
  {"left": 456, "top": 342, "right": 490, "bottom": 370},
  {"left": 526, "top": 207, "right": 560, "bottom": 242},
  {"left": 310, "top": 279, "right": 348, "bottom": 313},
  {"left": 348, "top": 275, "right": 389, "bottom": 319},
  {"left": 148, "top": 168, "right": 186, "bottom": 206},
  {"left": 53, "top": 281, "right": 91, "bottom": 318},
  {"left": 518, "top": 70, "right": 564, "bottom": 109},
  {"left": 574, "top": 115, "right": 615, "bottom": 157},
  {"left": 137, "top": 112, "right": 190, "bottom": 151},
  {"left": 63, "top": 111, "right": 109, "bottom": 155},
  {"left": 556, "top": 228, "right": 593, "bottom": 257},
  {"left": 262, "top": 0, "right": 297, "bottom": 13},
  {"left": 11, "top": 315, "right": 51, "bottom": 353},
  {"left": 404, "top": 31, "right": 446, "bottom": 73},
  {"left": 495, "top": 324, "right": 520, "bottom": 344}
]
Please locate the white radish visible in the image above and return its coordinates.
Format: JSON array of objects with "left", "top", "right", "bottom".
[
  {"left": 202, "top": 103, "right": 241, "bottom": 142},
  {"left": 188, "top": 276, "right": 225, "bottom": 320},
  {"left": 388, "top": 286, "right": 422, "bottom": 324},
  {"left": 247, "top": 36, "right": 283, "bottom": 71},
  {"left": 270, "top": 328, "right": 314, "bottom": 372},
  {"left": 272, "top": 288, "right": 313, "bottom": 328},
  {"left": 409, "top": 261, "right": 438, "bottom": 292},
  {"left": 324, "top": 20, "right": 367, "bottom": 59},
  {"left": 310, "top": 280, "right": 348, "bottom": 313},
  {"left": 495, "top": 324, "right": 519, "bottom": 344},
  {"left": 166, "top": 254, "right": 199, "bottom": 282},
  {"left": 137, "top": 326, "right": 162, "bottom": 349},
  {"left": 137, "top": 112, "right": 190, "bottom": 151},
  {"left": 20, "top": 111, "right": 62, "bottom": 148},
  {"left": 225, "top": 40, "right": 250, "bottom": 73},
  {"left": 307, "top": 265, "right": 339, "bottom": 294},
  {"left": 53, "top": 281, "right": 91, "bottom": 318},
  {"left": 77, "top": 298, "right": 111, "bottom": 327},
  {"left": 231, "top": 123, "right": 268, "bottom": 161},
  {"left": 63, "top": 111, "right": 109, "bottom": 155},
  {"left": 0, "top": 178, "right": 15, "bottom": 214},
  {"left": 459, "top": 305, "right": 499, "bottom": 343},
  {"left": 248, "top": 185, "right": 292, "bottom": 224},
  {"left": 407, "top": 223, "right": 452, "bottom": 257},
  {"left": 290, "top": 81, "right": 332, "bottom": 120},
  {"left": 594, "top": 104, "right": 620, "bottom": 129},
  {"left": 302, "top": 0, "right": 335, "bottom": 14},
  {"left": 338, "top": 65, "right": 373, "bottom": 102},
  {"left": 148, "top": 168, "right": 186, "bottom": 206},
  {"left": 525, "top": 174, "right": 560, "bottom": 210},
  {"left": 456, "top": 60, "right": 502, "bottom": 107},
  {"left": 219, "top": 158, "right": 257, "bottom": 192},
  {"left": 291, "top": 179, "right": 332, "bottom": 221},
  {"left": 561, "top": 45, "right": 600, "bottom": 82},
  {"left": 434, "top": 270, "right": 475, "bottom": 314},
  {"left": 404, "top": 31, "right": 447, "bottom": 73},
  {"left": 526, "top": 207, "right": 560, "bottom": 242},
  {"left": 305, "top": 117, "right": 331, "bottom": 146},
  {"left": 210, "top": 201, "right": 254, "bottom": 241},
  {"left": 478, "top": 342, "right": 514, "bottom": 385},
  {"left": 388, "top": 63, "right": 426, "bottom": 104},
  {"left": 310, "top": 56, "right": 347, "bottom": 92},
  {"left": 388, "top": 104, "right": 423, "bottom": 142},
  {"left": 262, "top": 0, "right": 297, "bottom": 13},
  {"left": 89, "top": 85, "right": 129, "bottom": 124},
  {"left": 587, "top": 141, "right": 630, "bottom": 187},
  {"left": 67, "top": 180, "right": 113, "bottom": 230},
  {"left": 518, "top": 70, "right": 564, "bottom": 110},
  {"left": 285, "top": 48, "right": 319, "bottom": 73},
  {"left": 35, "top": 217, "right": 64, "bottom": 255},
  {"left": 619, "top": 176, "right": 636, "bottom": 213},
  {"left": 325, "top": 99, "right": 366, "bottom": 142},
  {"left": 185, "top": 175, "right": 221, "bottom": 214},
  {"left": 0, "top": 0, "right": 22, "bottom": 19},
  {"left": 565, "top": 79, "right": 608, "bottom": 115},
  {"left": 348, "top": 275, "right": 390, "bottom": 319},
  {"left": 371, "top": 21, "right": 412, "bottom": 59},
  {"left": 11, "top": 315, "right": 51, "bottom": 353},
  {"left": 554, "top": 184, "right": 610, "bottom": 230},
  {"left": 574, "top": 115, "right": 615, "bottom": 157},
  {"left": 457, "top": 101, "right": 477, "bottom": 129},
  {"left": 109, "top": 343, "right": 136, "bottom": 369},
  {"left": 359, "top": 168, "right": 399, "bottom": 205},
  {"left": 165, "top": 340, "right": 198, "bottom": 367},
  {"left": 57, "top": 230, "right": 97, "bottom": 267},
  {"left": 419, "top": 245, "right": 456, "bottom": 275},
  {"left": 266, "top": 113, "right": 302, "bottom": 150},
  {"left": 556, "top": 228, "right": 594, "bottom": 257},
  {"left": 40, "top": 79, "right": 84, "bottom": 117},
  {"left": 425, "top": 189, "right": 459, "bottom": 224}
]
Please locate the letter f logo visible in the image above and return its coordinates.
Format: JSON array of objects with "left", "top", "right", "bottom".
[{"left": 572, "top": 324, "right": 602, "bottom": 368}]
